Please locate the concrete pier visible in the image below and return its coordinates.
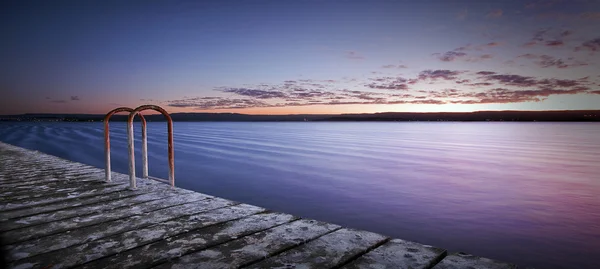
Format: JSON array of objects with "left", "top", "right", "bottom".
[{"left": 0, "top": 142, "right": 518, "bottom": 269}]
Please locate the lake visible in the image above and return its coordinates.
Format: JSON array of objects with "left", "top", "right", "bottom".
[{"left": 0, "top": 121, "right": 599, "bottom": 269}]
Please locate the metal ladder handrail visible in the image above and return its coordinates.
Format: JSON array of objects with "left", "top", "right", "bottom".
[
  {"left": 127, "top": 105, "right": 175, "bottom": 190},
  {"left": 104, "top": 107, "right": 148, "bottom": 183}
]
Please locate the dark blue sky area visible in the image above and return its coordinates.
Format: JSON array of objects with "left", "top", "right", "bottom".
[{"left": 1, "top": 0, "right": 599, "bottom": 114}]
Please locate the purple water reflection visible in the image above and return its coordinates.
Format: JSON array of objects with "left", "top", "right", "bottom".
[{"left": 0, "top": 122, "right": 598, "bottom": 268}]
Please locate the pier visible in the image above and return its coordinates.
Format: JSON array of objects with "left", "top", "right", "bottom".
[{"left": 0, "top": 141, "right": 518, "bottom": 268}]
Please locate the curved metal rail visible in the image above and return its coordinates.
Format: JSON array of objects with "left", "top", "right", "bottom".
[
  {"left": 104, "top": 107, "right": 147, "bottom": 183},
  {"left": 127, "top": 105, "right": 174, "bottom": 189}
]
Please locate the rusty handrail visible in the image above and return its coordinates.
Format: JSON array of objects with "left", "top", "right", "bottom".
[
  {"left": 127, "top": 105, "right": 174, "bottom": 189},
  {"left": 104, "top": 107, "right": 147, "bottom": 183}
]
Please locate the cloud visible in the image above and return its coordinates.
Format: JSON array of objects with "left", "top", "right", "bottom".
[
  {"left": 436, "top": 51, "right": 468, "bottom": 62},
  {"left": 517, "top": 54, "right": 588, "bottom": 68},
  {"left": 346, "top": 51, "right": 365, "bottom": 60},
  {"left": 537, "top": 55, "right": 587, "bottom": 68},
  {"left": 165, "top": 68, "right": 597, "bottom": 110},
  {"left": 476, "top": 71, "right": 496, "bottom": 75},
  {"left": 448, "top": 87, "right": 589, "bottom": 104},
  {"left": 366, "top": 77, "right": 409, "bottom": 90},
  {"left": 517, "top": 53, "right": 538, "bottom": 59},
  {"left": 381, "top": 64, "right": 408, "bottom": 69},
  {"left": 168, "top": 98, "right": 271, "bottom": 109},
  {"left": 454, "top": 45, "right": 470, "bottom": 51},
  {"left": 220, "top": 88, "right": 288, "bottom": 99},
  {"left": 467, "top": 82, "right": 494, "bottom": 87},
  {"left": 524, "top": 28, "right": 550, "bottom": 46},
  {"left": 51, "top": 100, "right": 67, "bottom": 103},
  {"left": 560, "top": 30, "right": 573, "bottom": 37},
  {"left": 580, "top": 12, "right": 600, "bottom": 20},
  {"left": 166, "top": 93, "right": 448, "bottom": 109},
  {"left": 453, "top": 42, "right": 500, "bottom": 52},
  {"left": 418, "top": 70, "right": 465, "bottom": 81},
  {"left": 475, "top": 72, "right": 592, "bottom": 91},
  {"left": 481, "top": 74, "right": 540, "bottom": 87},
  {"left": 365, "top": 83, "right": 409, "bottom": 90},
  {"left": 545, "top": 40, "right": 564, "bottom": 47},
  {"left": 575, "top": 37, "right": 600, "bottom": 52},
  {"left": 536, "top": 11, "right": 600, "bottom": 21},
  {"left": 465, "top": 54, "right": 494, "bottom": 62},
  {"left": 70, "top": 96, "right": 80, "bottom": 101},
  {"left": 486, "top": 9, "right": 503, "bottom": 18}
]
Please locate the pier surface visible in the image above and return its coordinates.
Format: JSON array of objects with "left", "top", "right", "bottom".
[{"left": 0, "top": 142, "right": 518, "bottom": 269}]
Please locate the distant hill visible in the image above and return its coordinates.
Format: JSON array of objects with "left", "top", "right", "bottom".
[
  {"left": 1, "top": 110, "right": 599, "bottom": 122},
  {"left": 317, "top": 110, "right": 600, "bottom": 122}
]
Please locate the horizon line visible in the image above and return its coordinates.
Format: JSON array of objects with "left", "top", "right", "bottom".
[{"left": 3, "top": 109, "right": 600, "bottom": 117}]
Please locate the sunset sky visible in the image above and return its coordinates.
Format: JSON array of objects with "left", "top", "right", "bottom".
[{"left": 1, "top": 0, "right": 600, "bottom": 115}]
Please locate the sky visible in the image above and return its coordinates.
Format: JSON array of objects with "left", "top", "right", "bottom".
[{"left": 1, "top": 0, "right": 600, "bottom": 115}]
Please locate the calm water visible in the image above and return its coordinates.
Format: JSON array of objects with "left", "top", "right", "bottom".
[{"left": 1, "top": 122, "right": 599, "bottom": 268}]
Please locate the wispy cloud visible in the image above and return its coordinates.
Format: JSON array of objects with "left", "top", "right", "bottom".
[
  {"left": 418, "top": 70, "right": 466, "bottom": 81},
  {"left": 523, "top": 28, "right": 578, "bottom": 47},
  {"left": 465, "top": 54, "right": 494, "bottom": 62},
  {"left": 345, "top": 51, "right": 365, "bottom": 60},
  {"left": 517, "top": 54, "right": 588, "bottom": 68},
  {"left": 454, "top": 42, "right": 501, "bottom": 52},
  {"left": 575, "top": 37, "right": 600, "bottom": 52},
  {"left": 435, "top": 51, "right": 468, "bottom": 62},
  {"left": 164, "top": 63, "right": 597, "bottom": 110},
  {"left": 381, "top": 64, "right": 408, "bottom": 69},
  {"left": 70, "top": 96, "right": 80, "bottom": 101},
  {"left": 220, "top": 88, "right": 288, "bottom": 99},
  {"left": 560, "top": 30, "right": 573, "bottom": 37},
  {"left": 545, "top": 40, "right": 564, "bottom": 47},
  {"left": 365, "top": 77, "right": 409, "bottom": 90},
  {"left": 580, "top": 12, "right": 600, "bottom": 20}
]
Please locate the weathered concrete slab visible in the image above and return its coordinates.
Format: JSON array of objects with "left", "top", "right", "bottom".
[
  {"left": 157, "top": 219, "right": 341, "bottom": 269},
  {"left": 0, "top": 183, "right": 131, "bottom": 211},
  {"left": 432, "top": 252, "right": 518, "bottom": 269},
  {"left": 0, "top": 170, "right": 103, "bottom": 186},
  {"left": 0, "top": 175, "right": 189, "bottom": 221},
  {"left": 3, "top": 192, "right": 212, "bottom": 244},
  {"left": 245, "top": 228, "right": 389, "bottom": 269},
  {"left": 79, "top": 212, "right": 297, "bottom": 269},
  {"left": 1, "top": 181, "right": 127, "bottom": 202},
  {"left": 0, "top": 188, "right": 143, "bottom": 221},
  {"left": 343, "top": 238, "right": 447, "bottom": 269},
  {"left": 0, "top": 178, "right": 120, "bottom": 198},
  {"left": 5, "top": 198, "right": 235, "bottom": 261},
  {"left": 1, "top": 182, "right": 105, "bottom": 199},
  {"left": 0, "top": 189, "right": 178, "bottom": 232},
  {"left": 9, "top": 204, "right": 266, "bottom": 269}
]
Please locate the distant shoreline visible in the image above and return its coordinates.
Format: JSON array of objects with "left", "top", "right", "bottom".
[{"left": 1, "top": 110, "right": 599, "bottom": 122}]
